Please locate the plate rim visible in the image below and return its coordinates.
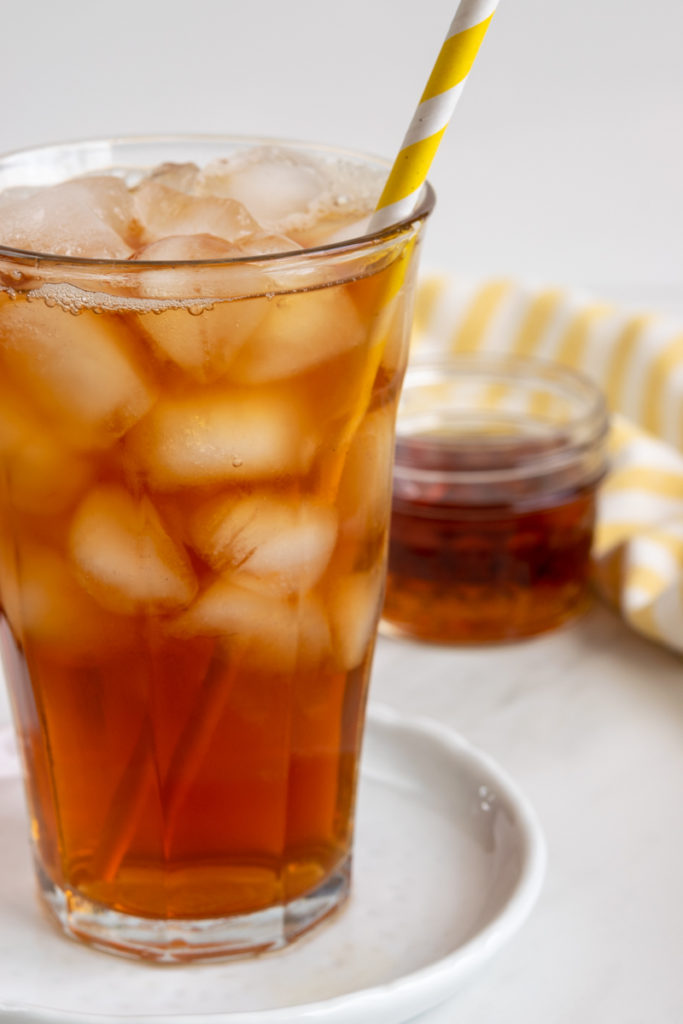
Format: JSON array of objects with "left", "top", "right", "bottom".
[{"left": 0, "top": 702, "right": 546, "bottom": 1024}]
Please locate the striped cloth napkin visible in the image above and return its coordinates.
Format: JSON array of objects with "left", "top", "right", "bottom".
[{"left": 411, "top": 273, "right": 683, "bottom": 654}]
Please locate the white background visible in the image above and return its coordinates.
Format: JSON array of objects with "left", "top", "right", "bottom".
[{"left": 2, "top": 0, "right": 682, "bottom": 311}]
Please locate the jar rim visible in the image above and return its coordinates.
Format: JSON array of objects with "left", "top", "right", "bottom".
[{"left": 394, "top": 353, "right": 609, "bottom": 488}]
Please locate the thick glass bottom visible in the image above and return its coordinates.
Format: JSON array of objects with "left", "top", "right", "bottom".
[{"left": 36, "top": 856, "right": 351, "bottom": 963}]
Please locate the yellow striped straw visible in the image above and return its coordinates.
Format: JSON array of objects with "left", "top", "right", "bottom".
[{"left": 371, "top": 0, "right": 500, "bottom": 232}]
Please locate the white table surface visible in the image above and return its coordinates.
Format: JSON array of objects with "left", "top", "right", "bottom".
[
  {"left": 1, "top": 597, "right": 682, "bottom": 1022},
  {"left": 372, "top": 606, "right": 683, "bottom": 1023}
]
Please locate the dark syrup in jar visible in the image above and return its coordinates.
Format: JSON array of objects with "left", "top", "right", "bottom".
[{"left": 382, "top": 431, "right": 599, "bottom": 643}]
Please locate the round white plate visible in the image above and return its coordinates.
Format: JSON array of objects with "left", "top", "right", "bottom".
[{"left": 0, "top": 704, "right": 545, "bottom": 1024}]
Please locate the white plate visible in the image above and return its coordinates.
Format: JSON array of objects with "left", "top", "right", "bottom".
[{"left": 0, "top": 704, "right": 545, "bottom": 1024}]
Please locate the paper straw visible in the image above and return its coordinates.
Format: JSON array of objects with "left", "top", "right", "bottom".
[{"left": 371, "top": 0, "right": 500, "bottom": 232}]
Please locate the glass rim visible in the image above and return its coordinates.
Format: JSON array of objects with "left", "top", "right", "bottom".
[
  {"left": 394, "top": 352, "right": 610, "bottom": 487},
  {"left": 0, "top": 133, "right": 436, "bottom": 268}
]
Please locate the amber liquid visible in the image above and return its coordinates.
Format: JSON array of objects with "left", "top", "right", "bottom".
[
  {"left": 0, "top": 257, "right": 410, "bottom": 924},
  {"left": 383, "top": 436, "right": 598, "bottom": 643}
]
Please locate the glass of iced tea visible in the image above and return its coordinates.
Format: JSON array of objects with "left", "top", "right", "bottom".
[{"left": 0, "top": 136, "right": 433, "bottom": 961}]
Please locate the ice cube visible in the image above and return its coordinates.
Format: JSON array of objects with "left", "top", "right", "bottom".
[
  {"left": 5, "top": 542, "right": 136, "bottom": 662},
  {"left": 133, "top": 232, "right": 245, "bottom": 281},
  {"left": 170, "top": 579, "right": 330, "bottom": 672},
  {"left": 374, "top": 292, "right": 410, "bottom": 382},
  {"left": 132, "top": 234, "right": 273, "bottom": 380},
  {"left": 337, "top": 405, "right": 395, "bottom": 539},
  {"left": 131, "top": 232, "right": 284, "bottom": 298},
  {"left": 0, "top": 298, "right": 158, "bottom": 446},
  {"left": 133, "top": 182, "right": 259, "bottom": 245},
  {"left": 69, "top": 484, "right": 198, "bottom": 615},
  {"left": 136, "top": 299, "right": 269, "bottom": 382},
  {"left": 196, "top": 148, "right": 326, "bottom": 232},
  {"left": 142, "top": 162, "right": 199, "bottom": 193},
  {"left": 125, "top": 386, "right": 314, "bottom": 490},
  {"left": 0, "top": 383, "right": 92, "bottom": 514},
  {"left": 231, "top": 232, "right": 302, "bottom": 256},
  {"left": 0, "top": 177, "right": 135, "bottom": 258},
  {"left": 329, "top": 568, "right": 384, "bottom": 670},
  {"left": 189, "top": 494, "right": 337, "bottom": 593},
  {"left": 268, "top": 155, "right": 384, "bottom": 246},
  {"left": 291, "top": 214, "right": 372, "bottom": 251},
  {"left": 68, "top": 175, "right": 139, "bottom": 240},
  {"left": 227, "top": 285, "right": 366, "bottom": 384}
]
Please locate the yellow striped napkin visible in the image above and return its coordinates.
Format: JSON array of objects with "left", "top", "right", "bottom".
[{"left": 412, "top": 273, "right": 683, "bottom": 654}]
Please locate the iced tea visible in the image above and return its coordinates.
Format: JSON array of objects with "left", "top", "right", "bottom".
[{"left": 0, "top": 138, "right": 433, "bottom": 959}]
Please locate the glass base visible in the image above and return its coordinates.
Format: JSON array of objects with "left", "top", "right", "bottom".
[{"left": 36, "top": 856, "right": 351, "bottom": 963}]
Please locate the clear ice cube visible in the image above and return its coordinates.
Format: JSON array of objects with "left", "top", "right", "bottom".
[
  {"left": 170, "top": 579, "right": 330, "bottom": 673},
  {"left": 189, "top": 494, "right": 337, "bottom": 593},
  {"left": 196, "top": 148, "right": 326, "bottom": 232},
  {"left": 228, "top": 285, "right": 366, "bottom": 384},
  {"left": 142, "top": 162, "right": 199, "bottom": 193},
  {"left": 69, "top": 484, "right": 198, "bottom": 615},
  {"left": 6, "top": 543, "right": 136, "bottom": 662},
  {"left": 329, "top": 568, "right": 384, "bottom": 670},
  {"left": 231, "top": 232, "right": 302, "bottom": 256},
  {"left": 134, "top": 182, "right": 259, "bottom": 245},
  {"left": 132, "top": 234, "right": 274, "bottom": 382},
  {"left": 125, "top": 386, "right": 314, "bottom": 490},
  {"left": 0, "top": 176, "right": 135, "bottom": 258},
  {"left": 132, "top": 235, "right": 273, "bottom": 381},
  {"left": 0, "top": 299, "right": 158, "bottom": 446},
  {"left": 133, "top": 232, "right": 249, "bottom": 289},
  {"left": 337, "top": 405, "right": 395, "bottom": 539},
  {"left": 68, "top": 175, "right": 139, "bottom": 240},
  {"left": 0, "top": 382, "right": 92, "bottom": 514}
]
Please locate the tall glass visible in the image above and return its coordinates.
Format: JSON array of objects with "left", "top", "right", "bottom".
[{"left": 0, "top": 137, "right": 433, "bottom": 961}]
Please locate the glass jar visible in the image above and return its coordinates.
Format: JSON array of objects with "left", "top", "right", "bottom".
[{"left": 381, "top": 354, "right": 609, "bottom": 643}]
